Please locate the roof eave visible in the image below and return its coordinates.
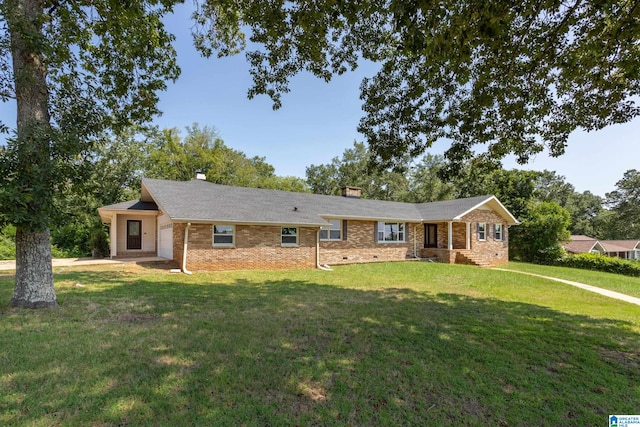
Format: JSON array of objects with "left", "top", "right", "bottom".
[
  {"left": 319, "top": 214, "right": 423, "bottom": 222},
  {"left": 169, "top": 217, "right": 329, "bottom": 227}
]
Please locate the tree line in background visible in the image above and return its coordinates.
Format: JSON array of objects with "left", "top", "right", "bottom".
[{"left": 0, "top": 130, "right": 637, "bottom": 262}]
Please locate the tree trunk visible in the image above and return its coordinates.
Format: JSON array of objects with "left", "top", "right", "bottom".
[
  {"left": 6, "top": 0, "right": 58, "bottom": 308},
  {"left": 11, "top": 228, "right": 57, "bottom": 308}
]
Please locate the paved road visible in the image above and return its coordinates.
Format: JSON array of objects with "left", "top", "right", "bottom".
[
  {"left": 494, "top": 268, "right": 640, "bottom": 307},
  {"left": 0, "top": 257, "right": 168, "bottom": 271}
]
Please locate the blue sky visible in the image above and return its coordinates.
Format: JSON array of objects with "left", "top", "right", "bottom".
[{"left": 1, "top": 3, "right": 638, "bottom": 197}]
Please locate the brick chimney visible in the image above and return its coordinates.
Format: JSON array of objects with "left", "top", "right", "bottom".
[{"left": 341, "top": 186, "right": 362, "bottom": 198}]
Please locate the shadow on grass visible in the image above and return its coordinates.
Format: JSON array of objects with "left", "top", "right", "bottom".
[{"left": 0, "top": 271, "right": 639, "bottom": 426}]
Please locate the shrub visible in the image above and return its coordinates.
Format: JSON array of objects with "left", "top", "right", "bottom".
[
  {"left": 0, "top": 225, "right": 16, "bottom": 260},
  {"left": 555, "top": 253, "right": 640, "bottom": 277},
  {"left": 509, "top": 202, "right": 571, "bottom": 264}
]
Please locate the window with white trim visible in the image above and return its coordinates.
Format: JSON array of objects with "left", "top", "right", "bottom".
[
  {"left": 377, "top": 222, "right": 405, "bottom": 242},
  {"left": 320, "top": 220, "right": 342, "bottom": 241},
  {"left": 281, "top": 227, "right": 298, "bottom": 245},
  {"left": 212, "top": 225, "right": 234, "bottom": 246},
  {"left": 477, "top": 223, "right": 486, "bottom": 241},
  {"left": 494, "top": 223, "right": 503, "bottom": 241}
]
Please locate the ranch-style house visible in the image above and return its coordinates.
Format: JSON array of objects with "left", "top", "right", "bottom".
[{"left": 98, "top": 177, "right": 519, "bottom": 271}]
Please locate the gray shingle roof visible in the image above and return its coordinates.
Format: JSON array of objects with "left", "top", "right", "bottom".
[{"left": 131, "top": 178, "right": 518, "bottom": 226}]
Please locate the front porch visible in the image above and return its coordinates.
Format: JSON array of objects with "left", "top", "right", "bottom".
[{"left": 420, "top": 217, "right": 508, "bottom": 267}]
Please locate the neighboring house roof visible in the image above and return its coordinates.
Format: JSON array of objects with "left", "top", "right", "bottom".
[
  {"left": 600, "top": 240, "right": 640, "bottom": 253},
  {"left": 564, "top": 238, "right": 604, "bottom": 254},
  {"left": 101, "top": 177, "right": 520, "bottom": 227},
  {"left": 563, "top": 235, "right": 640, "bottom": 254}
]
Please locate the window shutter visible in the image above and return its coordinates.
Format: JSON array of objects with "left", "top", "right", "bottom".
[
  {"left": 375, "top": 222, "right": 380, "bottom": 242},
  {"left": 342, "top": 220, "right": 348, "bottom": 241}
]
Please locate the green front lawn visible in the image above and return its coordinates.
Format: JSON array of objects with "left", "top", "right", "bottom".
[
  {"left": 1, "top": 262, "right": 639, "bottom": 426},
  {"left": 503, "top": 261, "right": 640, "bottom": 298}
]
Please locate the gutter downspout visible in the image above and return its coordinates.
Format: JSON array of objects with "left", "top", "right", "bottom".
[
  {"left": 182, "top": 222, "right": 192, "bottom": 275},
  {"left": 316, "top": 228, "right": 333, "bottom": 271}
]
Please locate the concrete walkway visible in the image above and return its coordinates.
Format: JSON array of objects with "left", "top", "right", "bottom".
[
  {"left": 494, "top": 268, "right": 640, "bottom": 307},
  {"left": 0, "top": 257, "right": 169, "bottom": 271}
]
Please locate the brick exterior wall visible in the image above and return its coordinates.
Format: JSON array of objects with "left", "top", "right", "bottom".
[
  {"left": 173, "top": 223, "right": 316, "bottom": 271},
  {"left": 319, "top": 220, "right": 423, "bottom": 265},
  {"left": 167, "top": 209, "right": 510, "bottom": 271},
  {"left": 462, "top": 209, "right": 509, "bottom": 266}
]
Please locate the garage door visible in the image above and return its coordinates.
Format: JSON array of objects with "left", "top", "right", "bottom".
[{"left": 158, "top": 222, "right": 173, "bottom": 259}]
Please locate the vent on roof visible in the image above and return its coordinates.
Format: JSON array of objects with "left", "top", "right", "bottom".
[{"left": 341, "top": 186, "right": 362, "bottom": 198}]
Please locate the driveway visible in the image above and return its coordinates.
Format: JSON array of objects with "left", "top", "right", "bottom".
[
  {"left": 0, "top": 257, "right": 169, "bottom": 271},
  {"left": 494, "top": 268, "right": 640, "bottom": 307}
]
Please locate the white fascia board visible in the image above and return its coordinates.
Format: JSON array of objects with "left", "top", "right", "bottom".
[{"left": 318, "top": 214, "right": 423, "bottom": 223}]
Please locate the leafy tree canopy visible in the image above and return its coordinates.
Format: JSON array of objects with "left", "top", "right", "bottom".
[
  {"left": 356, "top": 1, "right": 640, "bottom": 175},
  {"left": 605, "top": 169, "right": 640, "bottom": 239},
  {"left": 305, "top": 141, "right": 409, "bottom": 200},
  {"left": 143, "top": 123, "right": 307, "bottom": 190}
]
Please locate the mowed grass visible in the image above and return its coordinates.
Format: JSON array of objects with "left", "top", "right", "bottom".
[
  {"left": 0, "top": 262, "right": 639, "bottom": 426},
  {"left": 503, "top": 261, "right": 640, "bottom": 298}
]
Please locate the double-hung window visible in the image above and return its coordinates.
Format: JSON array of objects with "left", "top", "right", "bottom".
[
  {"left": 377, "top": 222, "right": 405, "bottom": 243},
  {"left": 477, "top": 223, "right": 486, "bottom": 241},
  {"left": 281, "top": 227, "right": 298, "bottom": 246},
  {"left": 212, "top": 225, "right": 234, "bottom": 246},
  {"left": 320, "top": 220, "right": 342, "bottom": 241},
  {"left": 494, "top": 224, "right": 503, "bottom": 241}
]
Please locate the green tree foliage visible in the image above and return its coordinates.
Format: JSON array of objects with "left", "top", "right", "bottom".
[
  {"left": 258, "top": 176, "right": 310, "bottom": 193},
  {"left": 510, "top": 202, "right": 571, "bottom": 264},
  {"left": 403, "top": 154, "right": 455, "bottom": 203},
  {"left": 0, "top": 0, "right": 181, "bottom": 307},
  {"left": 144, "top": 124, "right": 290, "bottom": 188},
  {"left": 49, "top": 128, "right": 150, "bottom": 258},
  {"left": 356, "top": 1, "right": 640, "bottom": 176},
  {"left": 0, "top": 225, "right": 16, "bottom": 260},
  {"left": 605, "top": 169, "right": 640, "bottom": 239},
  {"left": 535, "top": 170, "right": 605, "bottom": 237},
  {"left": 305, "top": 141, "right": 408, "bottom": 200}
]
